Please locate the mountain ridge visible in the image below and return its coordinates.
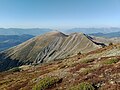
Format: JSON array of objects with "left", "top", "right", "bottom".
[{"left": 0, "top": 31, "right": 103, "bottom": 71}]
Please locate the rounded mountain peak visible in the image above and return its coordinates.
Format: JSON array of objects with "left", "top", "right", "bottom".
[
  {"left": 69, "top": 32, "right": 85, "bottom": 36},
  {"left": 44, "top": 30, "right": 67, "bottom": 37}
]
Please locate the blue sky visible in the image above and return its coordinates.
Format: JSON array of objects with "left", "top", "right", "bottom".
[{"left": 0, "top": 0, "right": 120, "bottom": 29}]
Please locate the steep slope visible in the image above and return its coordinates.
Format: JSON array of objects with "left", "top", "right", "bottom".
[
  {"left": 0, "top": 31, "right": 101, "bottom": 71},
  {"left": 0, "top": 43, "right": 119, "bottom": 90}
]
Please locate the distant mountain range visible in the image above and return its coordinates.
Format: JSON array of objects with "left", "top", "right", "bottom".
[
  {"left": 64, "top": 27, "right": 120, "bottom": 34},
  {"left": 0, "top": 34, "right": 34, "bottom": 51},
  {"left": 90, "top": 32, "right": 120, "bottom": 38},
  {"left": 0, "top": 28, "right": 52, "bottom": 35},
  {"left": 1, "top": 27, "right": 120, "bottom": 35},
  {"left": 1, "top": 28, "right": 120, "bottom": 38}
]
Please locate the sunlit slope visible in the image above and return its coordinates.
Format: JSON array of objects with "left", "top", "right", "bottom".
[
  {"left": 3, "top": 31, "right": 100, "bottom": 63},
  {"left": 0, "top": 43, "right": 119, "bottom": 90},
  {"left": 0, "top": 31, "right": 102, "bottom": 71}
]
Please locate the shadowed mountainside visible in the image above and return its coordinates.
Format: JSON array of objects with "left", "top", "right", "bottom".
[
  {"left": 91, "top": 36, "right": 120, "bottom": 45},
  {"left": 0, "top": 34, "right": 34, "bottom": 51}
]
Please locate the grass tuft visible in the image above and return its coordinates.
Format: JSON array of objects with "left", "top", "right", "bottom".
[
  {"left": 32, "top": 76, "right": 62, "bottom": 90},
  {"left": 102, "top": 59, "right": 119, "bottom": 65},
  {"left": 69, "top": 82, "right": 95, "bottom": 90}
]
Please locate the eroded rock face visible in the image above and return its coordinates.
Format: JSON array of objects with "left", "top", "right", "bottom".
[{"left": 0, "top": 31, "right": 102, "bottom": 71}]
